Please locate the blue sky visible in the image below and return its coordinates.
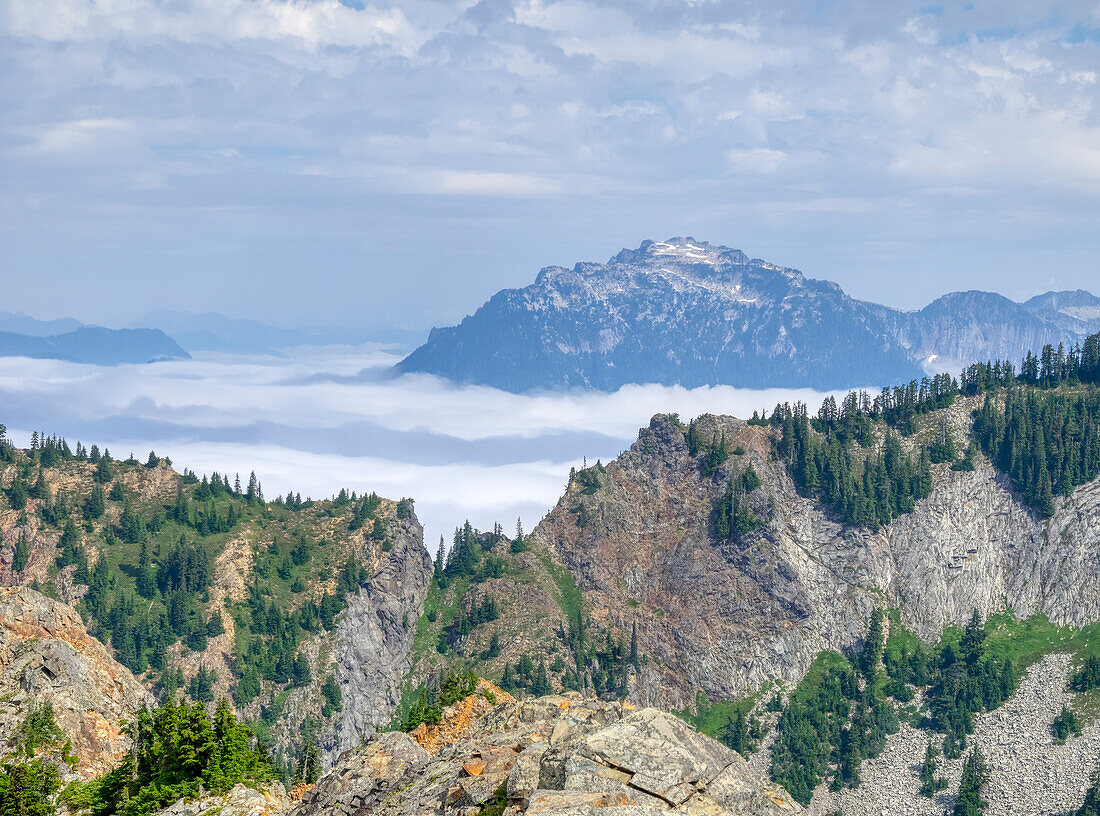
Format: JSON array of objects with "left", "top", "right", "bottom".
[{"left": 2, "top": 0, "right": 1099, "bottom": 332}]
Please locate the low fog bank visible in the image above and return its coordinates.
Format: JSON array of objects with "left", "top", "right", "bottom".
[{"left": 0, "top": 349, "right": 840, "bottom": 549}]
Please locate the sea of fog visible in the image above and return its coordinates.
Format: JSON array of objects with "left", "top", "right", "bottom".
[{"left": 0, "top": 348, "right": 841, "bottom": 550}]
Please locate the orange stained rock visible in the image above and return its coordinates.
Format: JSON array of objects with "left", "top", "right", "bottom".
[
  {"left": 462, "top": 757, "right": 487, "bottom": 776},
  {"left": 410, "top": 679, "right": 515, "bottom": 754},
  {"left": 289, "top": 784, "right": 314, "bottom": 802}
]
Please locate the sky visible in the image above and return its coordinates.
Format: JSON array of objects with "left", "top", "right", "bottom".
[
  {"left": 0, "top": 349, "right": 838, "bottom": 549},
  {"left": 2, "top": 1, "right": 1100, "bottom": 334}
]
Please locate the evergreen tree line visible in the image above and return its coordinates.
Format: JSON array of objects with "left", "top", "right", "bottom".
[
  {"left": 752, "top": 373, "right": 961, "bottom": 439},
  {"left": 233, "top": 569, "right": 356, "bottom": 705},
  {"left": 770, "top": 609, "right": 1016, "bottom": 807},
  {"left": 0, "top": 760, "right": 59, "bottom": 816},
  {"left": 401, "top": 671, "right": 481, "bottom": 731},
  {"left": 499, "top": 653, "right": 554, "bottom": 697},
  {"left": 773, "top": 402, "right": 933, "bottom": 529},
  {"left": 883, "top": 611, "right": 1016, "bottom": 759},
  {"left": 972, "top": 388, "right": 1100, "bottom": 517},
  {"left": 348, "top": 491, "right": 382, "bottom": 530},
  {"left": 1076, "top": 775, "right": 1100, "bottom": 816},
  {"left": 0, "top": 703, "right": 78, "bottom": 816},
  {"left": 78, "top": 534, "right": 219, "bottom": 675},
  {"left": 91, "top": 700, "right": 272, "bottom": 816},
  {"left": 439, "top": 594, "right": 500, "bottom": 650},
  {"left": 960, "top": 335, "right": 1100, "bottom": 393},
  {"left": 747, "top": 332, "right": 1100, "bottom": 526},
  {"left": 433, "top": 521, "right": 506, "bottom": 588},
  {"left": 684, "top": 420, "right": 737, "bottom": 476},
  {"left": 1071, "top": 655, "right": 1100, "bottom": 692},
  {"left": 951, "top": 748, "right": 990, "bottom": 816},
  {"left": 554, "top": 610, "right": 641, "bottom": 698},
  {"left": 768, "top": 655, "right": 897, "bottom": 805},
  {"left": 754, "top": 331, "right": 1100, "bottom": 440}
]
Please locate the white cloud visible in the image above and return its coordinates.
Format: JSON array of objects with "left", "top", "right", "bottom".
[
  {"left": 2, "top": 0, "right": 424, "bottom": 54},
  {"left": 727, "top": 147, "right": 787, "bottom": 173},
  {"left": 0, "top": 350, "right": 840, "bottom": 546},
  {"left": 903, "top": 16, "right": 939, "bottom": 46},
  {"left": 3, "top": 0, "right": 1100, "bottom": 323},
  {"left": 420, "top": 171, "right": 562, "bottom": 196},
  {"left": 26, "top": 117, "right": 131, "bottom": 154}
]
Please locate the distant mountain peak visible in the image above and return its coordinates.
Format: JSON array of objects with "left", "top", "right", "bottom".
[
  {"left": 615, "top": 237, "right": 752, "bottom": 272},
  {"left": 399, "top": 237, "right": 1100, "bottom": 392}
]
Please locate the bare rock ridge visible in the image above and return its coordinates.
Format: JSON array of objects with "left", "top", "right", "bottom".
[
  {"left": 399, "top": 237, "right": 1100, "bottom": 391},
  {"left": 155, "top": 784, "right": 290, "bottom": 816},
  {"left": 325, "top": 512, "right": 433, "bottom": 762},
  {"left": 294, "top": 691, "right": 800, "bottom": 816},
  {"left": 532, "top": 407, "right": 1100, "bottom": 709},
  {"left": 230, "top": 504, "right": 432, "bottom": 771},
  {"left": 0, "top": 585, "right": 152, "bottom": 776}
]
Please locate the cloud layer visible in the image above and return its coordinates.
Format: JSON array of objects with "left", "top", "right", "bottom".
[
  {"left": 0, "top": 349, "right": 837, "bottom": 548},
  {"left": 2, "top": 1, "right": 1099, "bottom": 329}
]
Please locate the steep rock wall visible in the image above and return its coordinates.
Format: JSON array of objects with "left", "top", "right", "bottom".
[{"left": 534, "top": 412, "right": 1100, "bottom": 708}]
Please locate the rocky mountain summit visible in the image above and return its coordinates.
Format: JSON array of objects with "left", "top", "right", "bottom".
[
  {"left": 399, "top": 238, "right": 1100, "bottom": 391},
  {"left": 294, "top": 689, "right": 800, "bottom": 816}
]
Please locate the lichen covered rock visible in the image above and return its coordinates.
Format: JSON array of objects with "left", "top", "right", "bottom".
[{"left": 292, "top": 691, "right": 799, "bottom": 816}]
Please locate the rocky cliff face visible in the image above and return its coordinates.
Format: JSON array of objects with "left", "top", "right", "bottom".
[
  {"left": 398, "top": 237, "right": 1098, "bottom": 392},
  {"left": 198, "top": 506, "right": 432, "bottom": 772},
  {"left": 0, "top": 585, "right": 152, "bottom": 777},
  {"left": 294, "top": 690, "right": 800, "bottom": 816},
  {"left": 322, "top": 514, "right": 432, "bottom": 765},
  {"left": 531, "top": 406, "right": 1100, "bottom": 709}
]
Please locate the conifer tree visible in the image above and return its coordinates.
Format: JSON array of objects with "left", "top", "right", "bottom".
[
  {"left": 919, "top": 740, "right": 947, "bottom": 796},
  {"left": 12, "top": 533, "right": 29, "bottom": 573},
  {"left": 858, "top": 608, "right": 884, "bottom": 680},
  {"left": 952, "top": 748, "right": 989, "bottom": 816}
]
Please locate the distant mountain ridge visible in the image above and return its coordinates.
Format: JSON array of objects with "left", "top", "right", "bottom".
[
  {"left": 0, "top": 309, "right": 423, "bottom": 364},
  {"left": 399, "top": 238, "right": 1100, "bottom": 391},
  {"left": 135, "top": 310, "right": 424, "bottom": 355},
  {"left": 0, "top": 326, "right": 189, "bottom": 365}
]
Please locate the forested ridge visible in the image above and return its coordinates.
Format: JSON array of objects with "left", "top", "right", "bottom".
[
  {"left": 0, "top": 425, "right": 412, "bottom": 781},
  {"left": 753, "top": 331, "right": 1100, "bottom": 525}
]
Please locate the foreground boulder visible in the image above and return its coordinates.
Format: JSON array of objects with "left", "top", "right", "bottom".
[
  {"left": 292, "top": 692, "right": 799, "bottom": 816},
  {"left": 155, "top": 783, "right": 290, "bottom": 816}
]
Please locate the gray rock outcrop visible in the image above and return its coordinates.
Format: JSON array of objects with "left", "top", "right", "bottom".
[
  {"left": 535, "top": 409, "right": 1100, "bottom": 710},
  {"left": 154, "top": 783, "right": 289, "bottom": 816},
  {"left": 293, "top": 694, "right": 800, "bottom": 816},
  {"left": 323, "top": 512, "right": 433, "bottom": 765}
]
